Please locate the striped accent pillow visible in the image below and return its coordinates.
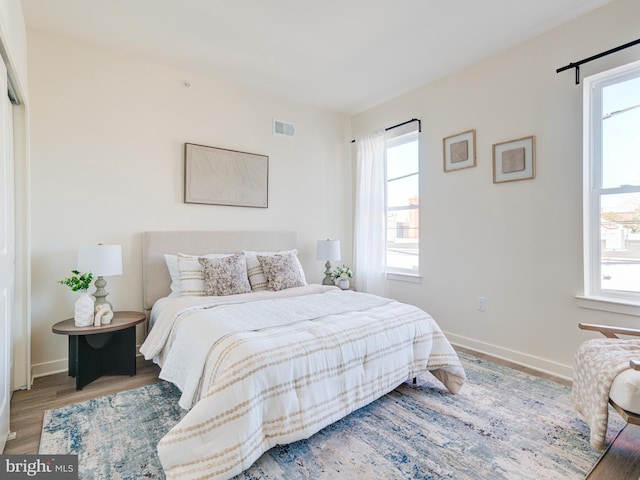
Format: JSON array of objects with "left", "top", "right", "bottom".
[{"left": 177, "top": 253, "right": 232, "bottom": 296}]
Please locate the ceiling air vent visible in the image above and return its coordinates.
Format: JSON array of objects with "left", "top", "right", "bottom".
[{"left": 273, "top": 119, "right": 295, "bottom": 137}]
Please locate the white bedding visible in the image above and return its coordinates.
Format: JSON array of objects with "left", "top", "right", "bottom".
[
  {"left": 140, "top": 285, "right": 466, "bottom": 480},
  {"left": 143, "top": 285, "right": 348, "bottom": 408}
]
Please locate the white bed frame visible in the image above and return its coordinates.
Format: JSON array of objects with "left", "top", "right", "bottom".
[{"left": 141, "top": 230, "right": 297, "bottom": 310}]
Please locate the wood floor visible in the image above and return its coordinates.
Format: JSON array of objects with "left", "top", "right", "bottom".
[
  {"left": 586, "top": 424, "right": 640, "bottom": 480},
  {"left": 4, "top": 356, "right": 161, "bottom": 455},
  {"left": 3, "top": 352, "right": 639, "bottom": 479}
]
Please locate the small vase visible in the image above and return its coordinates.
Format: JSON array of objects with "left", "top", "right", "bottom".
[
  {"left": 338, "top": 278, "right": 350, "bottom": 290},
  {"left": 74, "top": 292, "right": 94, "bottom": 327}
]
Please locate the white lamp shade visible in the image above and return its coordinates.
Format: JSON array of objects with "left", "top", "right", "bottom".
[
  {"left": 77, "top": 244, "right": 123, "bottom": 276},
  {"left": 316, "top": 239, "right": 341, "bottom": 261}
]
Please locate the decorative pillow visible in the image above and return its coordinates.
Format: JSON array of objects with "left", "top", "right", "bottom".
[
  {"left": 177, "top": 253, "right": 231, "bottom": 296},
  {"left": 257, "top": 252, "right": 306, "bottom": 291},
  {"left": 244, "top": 249, "right": 306, "bottom": 291},
  {"left": 164, "top": 254, "right": 181, "bottom": 297},
  {"left": 198, "top": 254, "right": 251, "bottom": 296}
]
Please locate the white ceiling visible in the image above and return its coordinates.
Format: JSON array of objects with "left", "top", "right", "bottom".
[{"left": 21, "top": 0, "right": 613, "bottom": 115}]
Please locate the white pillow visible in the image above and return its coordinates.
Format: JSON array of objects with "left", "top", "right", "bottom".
[
  {"left": 243, "top": 249, "right": 306, "bottom": 291},
  {"left": 163, "top": 254, "right": 181, "bottom": 298},
  {"left": 176, "top": 253, "right": 232, "bottom": 297}
]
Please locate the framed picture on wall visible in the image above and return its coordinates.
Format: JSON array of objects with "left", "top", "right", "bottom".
[
  {"left": 443, "top": 129, "right": 476, "bottom": 172},
  {"left": 492, "top": 135, "right": 535, "bottom": 183},
  {"left": 184, "top": 143, "right": 269, "bottom": 208}
]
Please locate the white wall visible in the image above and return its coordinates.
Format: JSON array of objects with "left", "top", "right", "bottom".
[
  {"left": 351, "top": 0, "right": 640, "bottom": 379},
  {"left": 27, "top": 29, "right": 352, "bottom": 377}
]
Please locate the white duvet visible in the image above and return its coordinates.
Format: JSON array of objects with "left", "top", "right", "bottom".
[{"left": 140, "top": 285, "right": 465, "bottom": 480}]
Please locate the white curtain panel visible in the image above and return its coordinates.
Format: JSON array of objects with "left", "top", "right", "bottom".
[{"left": 354, "top": 130, "right": 387, "bottom": 296}]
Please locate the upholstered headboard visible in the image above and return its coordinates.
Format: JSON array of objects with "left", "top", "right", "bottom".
[{"left": 142, "top": 230, "right": 297, "bottom": 310}]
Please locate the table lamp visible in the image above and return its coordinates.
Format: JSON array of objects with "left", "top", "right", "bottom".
[
  {"left": 77, "top": 244, "right": 123, "bottom": 309},
  {"left": 316, "top": 239, "right": 341, "bottom": 285}
]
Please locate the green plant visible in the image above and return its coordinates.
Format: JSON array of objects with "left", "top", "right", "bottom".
[
  {"left": 58, "top": 270, "right": 93, "bottom": 292},
  {"left": 331, "top": 265, "right": 353, "bottom": 280}
]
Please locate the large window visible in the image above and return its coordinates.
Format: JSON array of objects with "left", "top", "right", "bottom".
[
  {"left": 583, "top": 60, "right": 640, "bottom": 305},
  {"left": 386, "top": 130, "right": 419, "bottom": 275}
]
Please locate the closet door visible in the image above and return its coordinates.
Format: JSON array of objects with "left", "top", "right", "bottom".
[{"left": 0, "top": 55, "right": 14, "bottom": 453}]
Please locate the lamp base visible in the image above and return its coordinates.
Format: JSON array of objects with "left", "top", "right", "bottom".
[
  {"left": 93, "top": 276, "right": 113, "bottom": 310},
  {"left": 322, "top": 261, "right": 334, "bottom": 285}
]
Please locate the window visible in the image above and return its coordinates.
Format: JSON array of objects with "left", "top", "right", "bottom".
[
  {"left": 386, "top": 130, "right": 419, "bottom": 275},
  {"left": 583, "top": 60, "right": 640, "bottom": 306}
]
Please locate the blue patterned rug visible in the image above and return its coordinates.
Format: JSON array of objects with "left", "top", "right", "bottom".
[{"left": 39, "top": 351, "right": 621, "bottom": 479}]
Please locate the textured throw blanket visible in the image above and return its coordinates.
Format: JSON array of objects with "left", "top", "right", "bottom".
[
  {"left": 142, "top": 288, "right": 465, "bottom": 480},
  {"left": 572, "top": 338, "right": 640, "bottom": 449}
]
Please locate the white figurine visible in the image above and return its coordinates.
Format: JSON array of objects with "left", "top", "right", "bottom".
[{"left": 94, "top": 303, "right": 114, "bottom": 325}]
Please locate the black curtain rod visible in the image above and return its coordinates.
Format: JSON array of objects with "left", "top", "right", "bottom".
[
  {"left": 350, "top": 118, "right": 421, "bottom": 143},
  {"left": 556, "top": 38, "right": 640, "bottom": 85}
]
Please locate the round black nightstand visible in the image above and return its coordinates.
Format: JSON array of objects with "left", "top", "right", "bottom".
[{"left": 52, "top": 311, "right": 145, "bottom": 390}]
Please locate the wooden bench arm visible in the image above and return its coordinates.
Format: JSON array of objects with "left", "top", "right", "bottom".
[{"left": 579, "top": 322, "right": 640, "bottom": 339}]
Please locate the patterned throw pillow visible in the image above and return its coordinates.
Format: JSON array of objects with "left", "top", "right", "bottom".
[
  {"left": 198, "top": 254, "right": 251, "bottom": 296},
  {"left": 177, "top": 253, "right": 231, "bottom": 296},
  {"left": 257, "top": 252, "right": 306, "bottom": 291},
  {"left": 244, "top": 249, "right": 306, "bottom": 291}
]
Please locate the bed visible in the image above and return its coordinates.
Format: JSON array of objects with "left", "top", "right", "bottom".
[{"left": 139, "top": 230, "right": 466, "bottom": 480}]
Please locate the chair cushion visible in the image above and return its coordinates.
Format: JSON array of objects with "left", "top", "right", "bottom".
[{"left": 610, "top": 367, "right": 640, "bottom": 415}]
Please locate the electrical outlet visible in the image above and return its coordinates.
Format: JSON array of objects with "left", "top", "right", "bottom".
[{"left": 476, "top": 296, "right": 486, "bottom": 312}]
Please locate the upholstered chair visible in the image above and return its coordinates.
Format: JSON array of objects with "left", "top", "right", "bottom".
[
  {"left": 578, "top": 323, "right": 640, "bottom": 424},
  {"left": 573, "top": 323, "right": 640, "bottom": 449}
]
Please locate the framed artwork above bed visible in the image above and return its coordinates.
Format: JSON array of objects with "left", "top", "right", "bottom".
[{"left": 184, "top": 143, "right": 269, "bottom": 208}]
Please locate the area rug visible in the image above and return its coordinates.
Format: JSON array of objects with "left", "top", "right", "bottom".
[{"left": 39, "top": 351, "right": 622, "bottom": 479}]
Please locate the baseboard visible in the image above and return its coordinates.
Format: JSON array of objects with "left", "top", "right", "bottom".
[
  {"left": 31, "top": 358, "right": 68, "bottom": 379},
  {"left": 446, "top": 332, "right": 573, "bottom": 382}
]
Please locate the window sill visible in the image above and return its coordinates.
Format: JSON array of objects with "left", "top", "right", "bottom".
[
  {"left": 386, "top": 272, "right": 422, "bottom": 284},
  {"left": 575, "top": 295, "right": 640, "bottom": 317}
]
